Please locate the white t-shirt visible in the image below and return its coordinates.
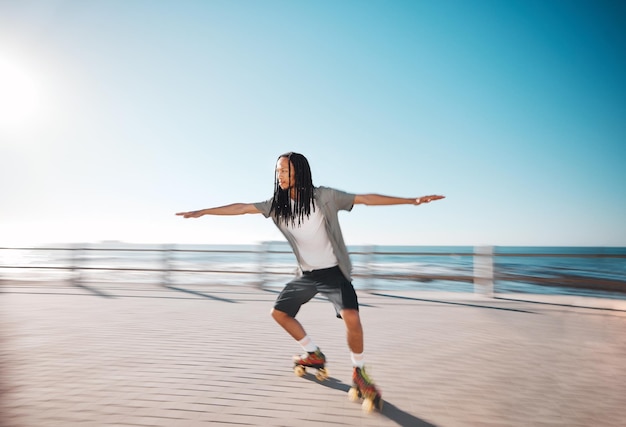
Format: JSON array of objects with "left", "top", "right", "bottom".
[{"left": 280, "top": 203, "right": 338, "bottom": 271}]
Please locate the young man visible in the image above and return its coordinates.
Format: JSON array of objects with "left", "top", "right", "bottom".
[{"left": 176, "top": 152, "right": 444, "bottom": 405}]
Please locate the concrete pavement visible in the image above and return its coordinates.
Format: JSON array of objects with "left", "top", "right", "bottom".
[{"left": 2, "top": 281, "right": 626, "bottom": 427}]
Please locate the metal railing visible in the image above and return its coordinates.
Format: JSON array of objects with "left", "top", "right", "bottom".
[{"left": 1, "top": 244, "right": 625, "bottom": 296}]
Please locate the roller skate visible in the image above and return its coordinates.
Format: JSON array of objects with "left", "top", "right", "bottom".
[
  {"left": 293, "top": 348, "right": 329, "bottom": 381},
  {"left": 348, "top": 366, "right": 383, "bottom": 413}
]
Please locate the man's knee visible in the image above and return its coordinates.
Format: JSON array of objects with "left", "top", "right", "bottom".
[{"left": 271, "top": 308, "right": 290, "bottom": 323}]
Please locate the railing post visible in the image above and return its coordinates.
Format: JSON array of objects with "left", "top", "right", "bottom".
[
  {"left": 162, "top": 244, "right": 172, "bottom": 286},
  {"left": 256, "top": 242, "right": 267, "bottom": 290},
  {"left": 363, "top": 245, "right": 376, "bottom": 291},
  {"left": 474, "top": 245, "right": 494, "bottom": 297},
  {"left": 71, "top": 244, "right": 83, "bottom": 286}
]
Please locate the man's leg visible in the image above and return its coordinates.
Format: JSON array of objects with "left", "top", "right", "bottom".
[
  {"left": 271, "top": 276, "right": 320, "bottom": 353},
  {"left": 340, "top": 308, "right": 364, "bottom": 354},
  {"left": 271, "top": 308, "right": 307, "bottom": 341},
  {"left": 320, "top": 270, "right": 364, "bottom": 362},
  {"left": 272, "top": 304, "right": 326, "bottom": 372},
  {"left": 342, "top": 307, "right": 381, "bottom": 406}
]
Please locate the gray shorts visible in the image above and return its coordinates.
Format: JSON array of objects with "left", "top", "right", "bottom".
[{"left": 273, "top": 266, "right": 359, "bottom": 319}]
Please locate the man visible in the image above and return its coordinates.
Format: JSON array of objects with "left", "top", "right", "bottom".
[{"left": 176, "top": 152, "right": 444, "bottom": 408}]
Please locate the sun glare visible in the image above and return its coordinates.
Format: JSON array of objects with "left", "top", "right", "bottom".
[{"left": 0, "top": 56, "right": 41, "bottom": 130}]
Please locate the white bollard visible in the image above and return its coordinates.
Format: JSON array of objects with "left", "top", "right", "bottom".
[{"left": 474, "top": 245, "right": 494, "bottom": 297}]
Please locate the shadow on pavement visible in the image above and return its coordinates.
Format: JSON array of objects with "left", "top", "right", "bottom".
[
  {"left": 371, "top": 292, "right": 534, "bottom": 313},
  {"left": 73, "top": 283, "right": 114, "bottom": 298},
  {"left": 164, "top": 285, "right": 239, "bottom": 303},
  {"left": 495, "top": 296, "right": 626, "bottom": 313},
  {"left": 303, "top": 374, "right": 438, "bottom": 427}
]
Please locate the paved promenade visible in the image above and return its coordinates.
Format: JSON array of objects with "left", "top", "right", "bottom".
[{"left": 2, "top": 281, "right": 626, "bottom": 427}]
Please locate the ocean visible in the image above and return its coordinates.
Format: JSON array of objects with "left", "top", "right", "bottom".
[{"left": 1, "top": 243, "right": 625, "bottom": 300}]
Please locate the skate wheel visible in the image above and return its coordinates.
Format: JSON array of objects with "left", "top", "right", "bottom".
[
  {"left": 315, "top": 368, "right": 329, "bottom": 381},
  {"left": 348, "top": 387, "right": 360, "bottom": 402},
  {"left": 294, "top": 365, "right": 306, "bottom": 377},
  {"left": 362, "top": 398, "right": 375, "bottom": 413}
]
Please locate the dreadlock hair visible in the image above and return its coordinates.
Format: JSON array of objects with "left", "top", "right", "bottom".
[{"left": 271, "top": 152, "right": 316, "bottom": 227}]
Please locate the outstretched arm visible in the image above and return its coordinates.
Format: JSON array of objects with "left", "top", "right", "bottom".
[
  {"left": 354, "top": 194, "right": 445, "bottom": 206},
  {"left": 176, "top": 203, "right": 261, "bottom": 218}
]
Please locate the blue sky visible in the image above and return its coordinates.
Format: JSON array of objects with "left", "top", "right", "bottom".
[{"left": 1, "top": 0, "right": 624, "bottom": 246}]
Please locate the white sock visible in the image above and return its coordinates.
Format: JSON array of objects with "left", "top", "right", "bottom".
[
  {"left": 351, "top": 352, "right": 365, "bottom": 368},
  {"left": 298, "top": 335, "right": 318, "bottom": 353}
]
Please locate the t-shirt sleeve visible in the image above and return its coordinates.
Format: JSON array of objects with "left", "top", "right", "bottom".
[{"left": 253, "top": 199, "right": 273, "bottom": 218}]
